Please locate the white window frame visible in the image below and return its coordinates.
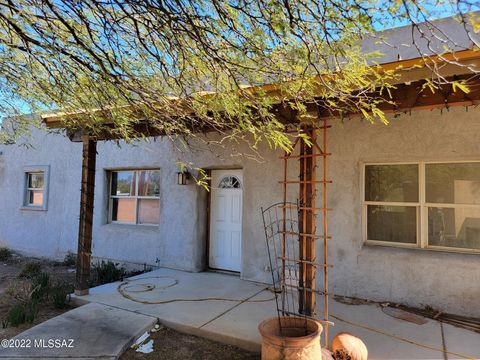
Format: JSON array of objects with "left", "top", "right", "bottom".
[
  {"left": 108, "top": 169, "right": 160, "bottom": 226},
  {"left": 362, "top": 160, "right": 480, "bottom": 254},
  {"left": 21, "top": 165, "right": 50, "bottom": 211}
]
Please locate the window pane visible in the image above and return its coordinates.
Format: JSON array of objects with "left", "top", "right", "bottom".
[
  {"left": 428, "top": 207, "right": 480, "bottom": 249},
  {"left": 219, "top": 176, "right": 241, "bottom": 189},
  {"left": 365, "top": 165, "right": 418, "bottom": 202},
  {"left": 426, "top": 163, "right": 480, "bottom": 204},
  {"left": 138, "top": 199, "right": 160, "bottom": 224},
  {"left": 111, "top": 171, "right": 136, "bottom": 196},
  {"left": 367, "top": 205, "right": 417, "bottom": 243},
  {"left": 28, "top": 173, "right": 44, "bottom": 189},
  {"left": 112, "top": 198, "right": 136, "bottom": 222},
  {"left": 28, "top": 190, "right": 44, "bottom": 206},
  {"left": 138, "top": 170, "right": 160, "bottom": 197}
]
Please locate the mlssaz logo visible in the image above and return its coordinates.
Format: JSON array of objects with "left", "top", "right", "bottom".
[{"left": 33, "top": 339, "right": 74, "bottom": 348}]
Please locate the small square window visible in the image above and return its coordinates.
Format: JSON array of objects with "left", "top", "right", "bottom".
[{"left": 22, "top": 166, "right": 49, "bottom": 211}]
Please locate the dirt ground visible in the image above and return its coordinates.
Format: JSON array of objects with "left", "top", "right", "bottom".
[
  {"left": 120, "top": 326, "right": 260, "bottom": 360},
  {"left": 0, "top": 253, "right": 76, "bottom": 339}
]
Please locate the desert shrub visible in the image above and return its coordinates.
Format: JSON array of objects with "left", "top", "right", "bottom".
[
  {"left": 0, "top": 247, "right": 12, "bottom": 261},
  {"left": 63, "top": 251, "right": 76, "bottom": 267},
  {"left": 31, "top": 273, "right": 50, "bottom": 301},
  {"left": 91, "top": 261, "right": 126, "bottom": 285},
  {"left": 19, "top": 261, "right": 42, "bottom": 279},
  {"left": 50, "top": 283, "right": 73, "bottom": 309},
  {"left": 3, "top": 304, "right": 25, "bottom": 327},
  {"left": 6, "top": 279, "right": 33, "bottom": 303},
  {"left": 3, "top": 302, "right": 38, "bottom": 327}
]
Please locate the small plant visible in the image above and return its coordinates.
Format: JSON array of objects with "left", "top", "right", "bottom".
[
  {"left": 31, "top": 272, "right": 50, "bottom": 301},
  {"left": 3, "top": 302, "right": 38, "bottom": 327},
  {"left": 23, "top": 302, "right": 38, "bottom": 323},
  {"left": 91, "top": 261, "right": 126, "bottom": 285},
  {"left": 19, "top": 261, "right": 42, "bottom": 279},
  {"left": 0, "top": 247, "right": 12, "bottom": 261},
  {"left": 3, "top": 304, "right": 26, "bottom": 327},
  {"left": 50, "top": 283, "right": 73, "bottom": 309},
  {"left": 63, "top": 251, "right": 76, "bottom": 267}
]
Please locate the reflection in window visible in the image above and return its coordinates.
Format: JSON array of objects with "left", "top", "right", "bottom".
[
  {"left": 428, "top": 207, "right": 480, "bottom": 249},
  {"left": 25, "top": 172, "right": 45, "bottom": 207},
  {"left": 138, "top": 170, "right": 161, "bottom": 196},
  {"left": 219, "top": 176, "right": 241, "bottom": 189},
  {"left": 426, "top": 163, "right": 480, "bottom": 204},
  {"left": 367, "top": 205, "right": 417, "bottom": 244},
  {"left": 111, "top": 171, "right": 136, "bottom": 196},
  {"left": 110, "top": 169, "right": 160, "bottom": 225},
  {"left": 365, "top": 164, "right": 418, "bottom": 202}
]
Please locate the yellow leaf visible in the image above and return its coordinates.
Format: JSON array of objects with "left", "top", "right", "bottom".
[{"left": 452, "top": 81, "right": 470, "bottom": 94}]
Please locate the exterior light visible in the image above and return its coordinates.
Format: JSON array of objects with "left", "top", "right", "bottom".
[{"left": 177, "top": 170, "right": 189, "bottom": 185}]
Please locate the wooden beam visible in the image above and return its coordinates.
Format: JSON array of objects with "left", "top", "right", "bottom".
[
  {"left": 75, "top": 136, "right": 97, "bottom": 295},
  {"left": 46, "top": 74, "right": 480, "bottom": 143},
  {"left": 298, "top": 127, "right": 316, "bottom": 316},
  {"left": 320, "top": 74, "right": 480, "bottom": 119},
  {"left": 322, "top": 117, "right": 330, "bottom": 347}
]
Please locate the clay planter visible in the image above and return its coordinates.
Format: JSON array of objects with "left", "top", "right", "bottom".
[{"left": 258, "top": 316, "right": 323, "bottom": 360}]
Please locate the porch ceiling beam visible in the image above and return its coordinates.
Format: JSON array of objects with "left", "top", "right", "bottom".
[
  {"left": 321, "top": 74, "right": 480, "bottom": 119},
  {"left": 44, "top": 72, "right": 480, "bottom": 142}
]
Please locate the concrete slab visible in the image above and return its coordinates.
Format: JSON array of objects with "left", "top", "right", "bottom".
[
  {"left": 327, "top": 300, "right": 447, "bottom": 359},
  {"left": 442, "top": 322, "right": 480, "bottom": 359},
  {"left": 200, "top": 289, "right": 277, "bottom": 351},
  {"left": 67, "top": 268, "right": 480, "bottom": 359},
  {"left": 0, "top": 302, "right": 156, "bottom": 359},
  {"left": 74, "top": 268, "right": 268, "bottom": 328}
]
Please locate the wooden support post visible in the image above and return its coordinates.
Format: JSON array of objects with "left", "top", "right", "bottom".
[
  {"left": 282, "top": 151, "right": 287, "bottom": 314},
  {"left": 322, "top": 117, "right": 329, "bottom": 346},
  {"left": 298, "top": 127, "right": 316, "bottom": 316},
  {"left": 75, "top": 136, "right": 97, "bottom": 296}
]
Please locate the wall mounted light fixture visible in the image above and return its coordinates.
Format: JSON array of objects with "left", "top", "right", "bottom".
[{"left": 177, "top": 170, "right": 189, "bottom": 185}]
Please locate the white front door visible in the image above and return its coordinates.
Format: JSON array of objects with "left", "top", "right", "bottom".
[{"left": 209, "top": 169, "right": 243, "bottom": 272}]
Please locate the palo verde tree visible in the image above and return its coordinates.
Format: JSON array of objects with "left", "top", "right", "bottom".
[{"left": 0, "top": 1, "right": 478, "bottom": 158}]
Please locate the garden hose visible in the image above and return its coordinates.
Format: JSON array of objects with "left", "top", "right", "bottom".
[{"left": 117, "top": 276, "right": 275, "bottom": 305}]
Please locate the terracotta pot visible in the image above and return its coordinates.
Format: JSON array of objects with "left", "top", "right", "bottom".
[{"left": 258, "top": 316, "right": 323, "bottom": 360}]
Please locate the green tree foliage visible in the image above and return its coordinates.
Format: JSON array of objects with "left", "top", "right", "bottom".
[{"left": 0, "top": 1, "right": 478, "bottom": 151}]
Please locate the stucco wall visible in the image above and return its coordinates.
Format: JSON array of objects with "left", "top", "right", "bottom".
[
  {"left": 0, "top": 130, "right": 82, "bottom": 259},
  {"left": 0, "top": 106, "right": 479, "bottom": 317},
  {"left": 327, "top": 107, "right": 480, "bottom": 317}
]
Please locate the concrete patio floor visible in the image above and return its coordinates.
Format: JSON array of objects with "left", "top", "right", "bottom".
[{"left": 74, "top": 268, "right": 480, "bottom": 359}]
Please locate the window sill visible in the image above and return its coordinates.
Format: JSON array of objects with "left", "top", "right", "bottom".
[
  {"left": 364, "top": 240, "right": 480, "bottom": 255},
  {"left": 20, "top": 206, "right": 47, "bottom": 212},
  {"left": 101, "top": 222, "right": 159, "bottom": 231}
]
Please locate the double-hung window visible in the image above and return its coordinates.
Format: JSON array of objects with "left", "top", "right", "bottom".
[
  {"left": 109, "top": 169, "right": 160, "bottom": 225},
  {"left": 363, "top": 162, "right": 480, "bottom": 252},
  {"left": 22, "top": 166, "right": 49, "bottom": 210},
  {"left": 26, "top": 172, "right": 45, "bottom": 207}
]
